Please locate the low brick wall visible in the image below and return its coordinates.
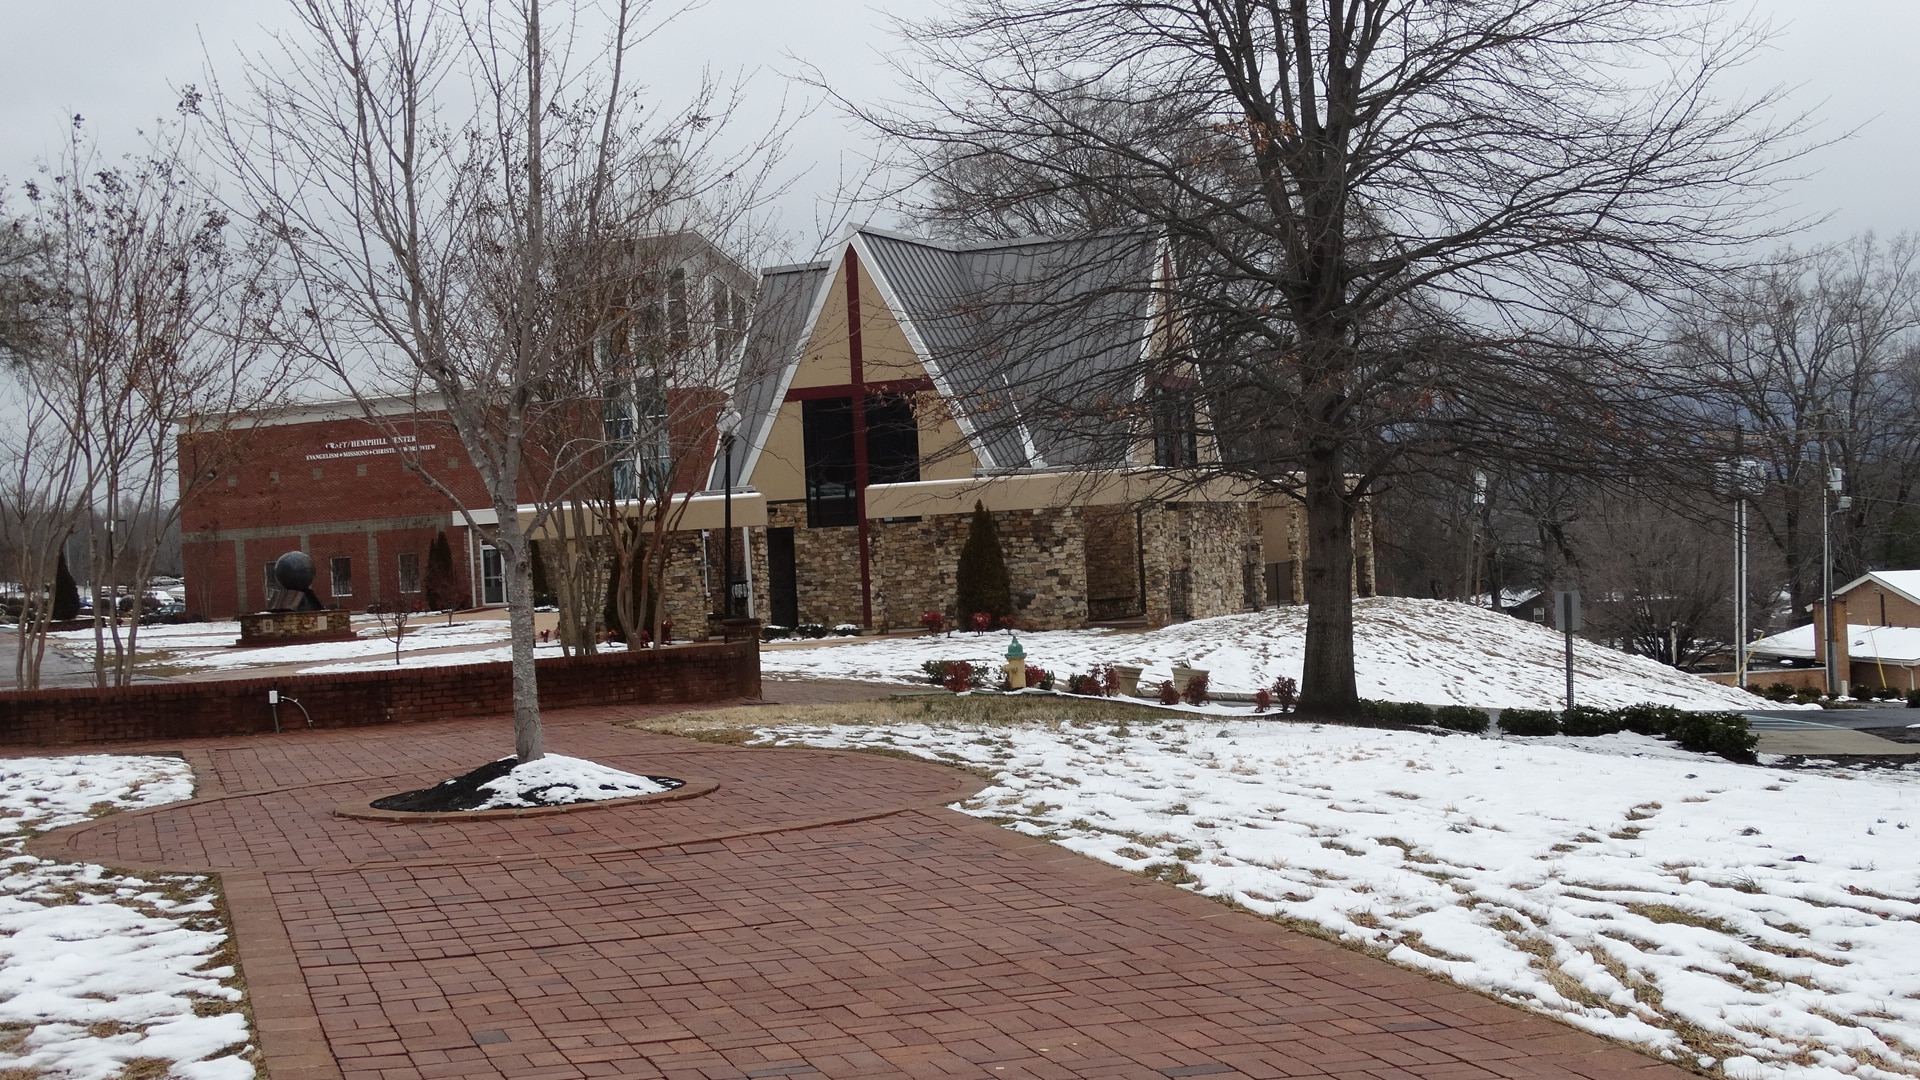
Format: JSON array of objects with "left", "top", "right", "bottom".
[{"left": 0, "top": 640, "right": 759, "bottom": 747}]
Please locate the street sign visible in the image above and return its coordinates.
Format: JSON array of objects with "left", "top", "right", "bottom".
[{"left": 1553, "top": 590, "right": 1582, "bottom": 633}]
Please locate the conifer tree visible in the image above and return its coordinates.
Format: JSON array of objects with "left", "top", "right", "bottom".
[
  {"left": 51, "top": 549, "right": 79, "bottom": 621},
  {"left": 955, "top": 501, "right": 1012, "bottom": 628},
  {"left": 423, "top": 531, "right": 457, "bottom": 612}
]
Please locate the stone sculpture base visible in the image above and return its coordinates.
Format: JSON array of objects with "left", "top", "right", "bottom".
[{"left": 237, "top": 609, "right": 355, "bottom": 648}]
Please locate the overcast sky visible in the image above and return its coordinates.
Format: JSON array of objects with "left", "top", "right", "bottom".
[{"left": 1, "top": 0, "right": 1914, "bottom": 257}]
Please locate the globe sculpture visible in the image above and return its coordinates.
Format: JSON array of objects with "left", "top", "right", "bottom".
[{"left": 271, "top": 551, "right": 325, "bottom": 612}]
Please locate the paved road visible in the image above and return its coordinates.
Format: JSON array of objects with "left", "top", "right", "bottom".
[
  {"left": 0, "top": 627, "right": 109, "bottom": 689},
  {"left": 31, "top": 703, "right": 1691, "bottom": 1080},
  {"left": 1742, "top": 706, "right": 1920, "bottom": 732}
]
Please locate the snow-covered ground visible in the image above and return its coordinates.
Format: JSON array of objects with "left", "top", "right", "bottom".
[
  {"left": 765, "top": 598, "right": 1762, "bottom": 710},
  {"left": 761, "top": 716, "right": 1920, "bottom": 1080},
  {"left": 39, "top": 618, "right": 634, "bottom": 677},
  {"left": 0, "top": 756, "right": 253, "bottom": 1080}
]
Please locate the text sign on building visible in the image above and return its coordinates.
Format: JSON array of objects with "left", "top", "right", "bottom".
[{"left": 305, "top": 434, "right": 437, "bottom": 462}]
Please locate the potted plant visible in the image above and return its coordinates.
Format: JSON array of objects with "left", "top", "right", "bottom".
[{"left": 1171, "top": 660, "right": 1208, "bottom": 698}]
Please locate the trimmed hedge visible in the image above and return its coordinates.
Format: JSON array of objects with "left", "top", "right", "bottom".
[
  {"left": 1616, "top": 702, "right": 1686, "bottom": 737},
  {"left": 1357, "top": 699, "right": 1434, "bottom": 725},
  {"left": 1432, "top": 705, "right": 1490, "bottom": 733},
  {"left": 1560, "top": 705, "right": 1624, "bottom": 737},
  {"left": 1498, "top": 708, "right": 1561, "bottom": 736},
  {"left": 1668, "top": 711, "right": 1758, "bottom": 760}
]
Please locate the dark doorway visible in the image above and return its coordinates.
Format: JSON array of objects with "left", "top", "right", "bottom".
[{"left": 767, "top": 527, "right": 798, "bottom": 627}]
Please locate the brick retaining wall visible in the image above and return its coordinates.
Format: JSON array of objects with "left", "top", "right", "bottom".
[{"left": 0, "top": 640, "right": 759, "bottom": 747}]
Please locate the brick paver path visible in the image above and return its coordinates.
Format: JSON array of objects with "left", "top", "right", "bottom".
[{"left": 33, "top": 702, "right": 1687, "bottom": 1080}]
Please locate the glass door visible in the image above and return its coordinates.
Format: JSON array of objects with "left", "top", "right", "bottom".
[{"left": 480, "top": 544, "right": 506, "bottom": 606}]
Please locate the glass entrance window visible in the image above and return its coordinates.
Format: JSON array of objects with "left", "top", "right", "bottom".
[{"left": 480, "top": 544, "right": 506, "bottom": 606}]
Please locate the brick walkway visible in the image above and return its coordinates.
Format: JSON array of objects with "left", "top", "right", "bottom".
[{"left": 33, "top": 701, "right": 1687, "bottom": 1080}]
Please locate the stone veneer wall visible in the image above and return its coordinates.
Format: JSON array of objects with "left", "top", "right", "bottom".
[
  {"left": 654, "top": 532, "right": 711, "bottom": 634},
  {"left": 1082, "top": 506, "right": 1141, "bottom": 620},
  {"left": 1183, "top": 502, "right": 1259, "bottom": 620},
  {"left": 766, "top": 502, "right": 863, "bottom": 627}
]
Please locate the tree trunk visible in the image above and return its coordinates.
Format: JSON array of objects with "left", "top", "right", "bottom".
[
  {"left": 1298, "top": 452, "right": 1358, "bottom": 716},
  {"left": 495, "top": 509, "right": 544, "bottom": 762}
]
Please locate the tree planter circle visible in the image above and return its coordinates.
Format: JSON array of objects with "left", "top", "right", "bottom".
[{"left": 333, "top": 776, "right": 718, "bottom": 823}]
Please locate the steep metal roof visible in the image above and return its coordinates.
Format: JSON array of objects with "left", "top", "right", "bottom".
[
  {"left": 708, "top": 261, "right": 830, "bottom": 490},
  {"left": 722, "top": 225, "right": 1158, "bottom": 488}
]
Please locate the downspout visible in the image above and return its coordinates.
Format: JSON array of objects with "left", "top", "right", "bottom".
[{"left": 847, "top": 246, "right": 873, "bottom": 629}]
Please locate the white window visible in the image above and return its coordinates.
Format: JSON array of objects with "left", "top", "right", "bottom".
[
  {"left": 330, "top": 556, "right": 353, "bottom": 597},
  {"left": 397, "top": 552, "right": 421, "bottom": 594}
]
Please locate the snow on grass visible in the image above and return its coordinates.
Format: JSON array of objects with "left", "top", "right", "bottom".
[
  {"left": 761, "top": 716, "right": 1920, "bottom": 1080},
  {"left": 307, "top": 636, "right": 598, "bottom": 674},
  {"left": 476, "top": 753, "right": 675, "bottom": 809},
  {"left": 174, "top": 621, "right": 510, "bottom": 671},
  {"left": 763, "top": 597, "right": 1763, "bottom": 710},
  {"left": 0, "top": 755, "right": 253, "bottom": 1080}
]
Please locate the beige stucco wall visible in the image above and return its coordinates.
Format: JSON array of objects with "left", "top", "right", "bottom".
[{"left": 750, "top": 256, "right": 980, "bottom": 502}]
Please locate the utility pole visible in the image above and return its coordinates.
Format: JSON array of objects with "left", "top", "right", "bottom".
[
  {"left": 1822, "top": 450, "right": 1839, "bottom": 698},
  {"left": 1733, "top": 429, "right": 1749, "bottom": 688}
]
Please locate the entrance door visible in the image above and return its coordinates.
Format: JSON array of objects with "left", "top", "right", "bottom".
[
  {"left": 480, "top": 544, "right": 506, "bottom": 606},
  {"left": 766, "top": 527, "right": 798, "bottom": 627}
]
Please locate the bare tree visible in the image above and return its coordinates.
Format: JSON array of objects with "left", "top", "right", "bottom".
[
  {"left": 1677, "top": 235, "right": 1920, "bottom": 621},
  {"left": 210, "top": 0, "right": 776, "bottom": 760},
  {"left": 868, "top": 0, "right": 1803, "bottom": 714},
  {"left": 6, "top": 118, "right": 288, "bottom": 687}
]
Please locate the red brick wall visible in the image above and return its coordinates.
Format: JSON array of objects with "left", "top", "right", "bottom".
[
  {"left": 180, "top": 397, "right": 724, "bottom": 619},
  {"left": 0, "top": 641, "right": 758, "bottom": 747}
]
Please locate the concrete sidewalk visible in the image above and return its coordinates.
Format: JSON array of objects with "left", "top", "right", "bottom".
[{"left": 33, "top": 704, "right": 1691, "bottom": 1080}]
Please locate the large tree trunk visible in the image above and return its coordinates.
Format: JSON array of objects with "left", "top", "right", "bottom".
[
  {"left": 495, "top": 510, "right": 544, "bottom": 762},
  {"left": 1298, "top": 452, "right": 1358, "bottom": 716}
]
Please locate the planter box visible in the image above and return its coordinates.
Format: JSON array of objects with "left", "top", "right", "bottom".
[{"left": 1111, "top": 664, "right": 1144, "bottom": 697}]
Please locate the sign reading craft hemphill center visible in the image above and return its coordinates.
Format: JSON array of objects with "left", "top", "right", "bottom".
[{"left": 304, "top": 435, "right": 437, "bottom": 462}]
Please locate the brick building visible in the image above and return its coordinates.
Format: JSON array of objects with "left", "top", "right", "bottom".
[
  {"left": 705, "top": 225, "right": 1374, "bottom": 632},
  {"left": 180, "top": 224, "right": 1374, "bottom": 632}
]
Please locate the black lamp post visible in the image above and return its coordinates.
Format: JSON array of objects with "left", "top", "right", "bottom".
[{"left": 719, "top": 415, "right": 738, "bottom": 619}]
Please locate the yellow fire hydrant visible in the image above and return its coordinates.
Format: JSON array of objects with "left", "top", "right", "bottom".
[{"left": 1004, "top": 636, "right": 1026, "bottom": 690}]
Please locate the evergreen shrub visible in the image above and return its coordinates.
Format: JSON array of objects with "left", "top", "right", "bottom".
[
  {"left": 423, "top": 531, "right": 458, "bottom": 611},
  {"left": 1668, "top": 711, "right": 1758, "bottom": 760},
  {"left": 52, "top": 551, "right": 80, "bottom": 621},
  {"left": 1358, "top": 700, "right": 1434, "bottom": 725},
  {"left": 1616, "top": 703, "right": 1685, "bottom": 737},
  {"left": 955, "top": 501, "right": 1013, "bottom": 628},
  {"left": 1432, "top": 705, "right": 1490, "bottom": 733},
  {"left": 1498, "top": 708, "right": 1561, "bottom": 736},
  {"left": 1560, "top": 705, "right": 1625, "bottom": 737}
]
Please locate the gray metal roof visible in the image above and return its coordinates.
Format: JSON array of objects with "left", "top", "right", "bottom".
[
  {"left": 727, "top": 226, "right": 1157, "bottom": 485},
  {"left": 709, "top": 261, "right": 829, "bottom": 490}
]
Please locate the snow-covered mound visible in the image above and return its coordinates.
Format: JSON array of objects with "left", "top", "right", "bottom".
[
  {"left": 371, "top": 754, "right": 682, "bottom": 812},
  {"left": 762, "top": 596, "right": 1759, "bottom": 711}
]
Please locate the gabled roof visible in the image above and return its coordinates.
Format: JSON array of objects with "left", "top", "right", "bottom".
[
  {"left": 1749, "top": 621, "right": 1920, "bottom": 665},
  {"left": 712, "top": 224, "right": 1160, "bottom": 489},
  {"left": 1836, "top": 570, "right": 1920, "bottom": 612}
]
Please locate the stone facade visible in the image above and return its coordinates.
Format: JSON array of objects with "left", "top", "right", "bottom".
[
  {"left": 237, "top": 609, "right": 354, "bottom": 646},
  {"left": 1083, "top": 506, "right": 1141, "bottom": 620},
  {"left": 749, "top": 500, "right": 1281, "bottom": 632}
]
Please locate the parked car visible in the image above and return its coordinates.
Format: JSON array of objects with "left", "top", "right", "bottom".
[{"left": 142, "top": 600, "right": 189, "bottom": 625}]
